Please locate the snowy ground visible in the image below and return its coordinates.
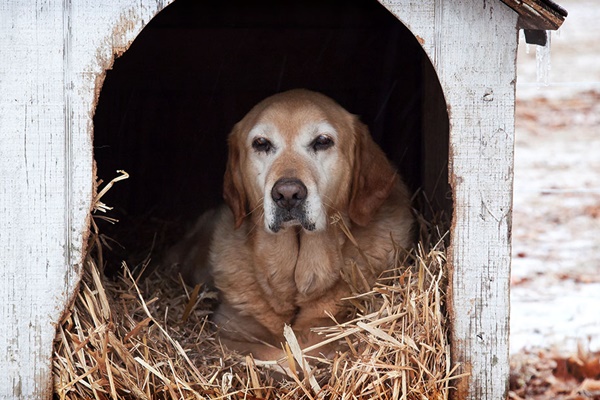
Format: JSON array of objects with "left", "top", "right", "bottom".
[{"left": 510, "top": 0, "right": 600, "bottom": 354}]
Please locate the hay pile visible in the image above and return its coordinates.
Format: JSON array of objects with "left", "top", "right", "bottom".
[{"left": 53, "top": 174, "right": 461, "bottom": 399}]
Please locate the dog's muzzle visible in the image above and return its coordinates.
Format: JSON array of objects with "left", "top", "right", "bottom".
[{"left": 268, "top": 178, "right": 315, "bottom": 232}]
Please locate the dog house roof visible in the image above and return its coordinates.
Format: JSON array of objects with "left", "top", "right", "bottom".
[{"left": 501, "top": 0, "right": 567, "bottom": 30}]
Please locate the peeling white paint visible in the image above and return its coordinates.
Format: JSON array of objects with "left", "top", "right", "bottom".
[
  {"left": 0, "top": 0, "right": 515, "bottom": 398},
  {"left": 0, "top": 1, "right": 173, "bottom": 398},
  {"left": 382, "top": 2, "right": 516, "bottom": 399}
]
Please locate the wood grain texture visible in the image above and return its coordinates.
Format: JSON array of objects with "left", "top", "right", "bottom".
[
  {"left": 0, "top": 1, "right": 172, "bottom": 397},
  {"left": 380, "top": 1, "right": 516, "bottom": 399},
  {"left": 501, "top": 0, "right": 567, "bottom": 30},
  {"left": 1, "top": 0, "right": 516, "bottom": 397}
]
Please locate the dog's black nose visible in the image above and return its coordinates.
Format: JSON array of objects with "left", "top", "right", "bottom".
[{"left": 271, "top": 178, "right": 307, "bottom": 210}]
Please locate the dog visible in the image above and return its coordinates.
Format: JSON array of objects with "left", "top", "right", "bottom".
[{"left": 169, "top": 89, "right": 413, "bottom": 360}]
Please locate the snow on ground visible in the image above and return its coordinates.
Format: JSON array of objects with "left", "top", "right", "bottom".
[{"left": 510, "top": 0, "right": 600, "bottom": 354}]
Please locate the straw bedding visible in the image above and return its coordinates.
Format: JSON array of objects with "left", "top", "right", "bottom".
[{"left": 53, "top": 174, "right": 460, "bottom": 399}]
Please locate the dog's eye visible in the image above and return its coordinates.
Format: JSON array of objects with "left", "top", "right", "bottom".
[
  {"left": 312, "top": 135, "right": 334, "bottom": 151},
  {"left": 252, "top": 137, "right": 273, "bottom": 153}
]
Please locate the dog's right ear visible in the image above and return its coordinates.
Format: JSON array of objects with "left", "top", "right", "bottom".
[{"left": 223, "top": 127, "right": 247, "bottom": 229}]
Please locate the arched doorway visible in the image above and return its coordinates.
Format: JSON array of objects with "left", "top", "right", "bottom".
[{"left": 93, "top": 0, "right": 450, "bottom": 266}]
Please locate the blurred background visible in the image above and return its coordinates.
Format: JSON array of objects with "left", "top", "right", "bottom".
[
  {"left": 510, "top": 0, "right": 600, "bottom": 396},
  {"left": 511, "top": 0, "right": 600, "bottom": 352}
]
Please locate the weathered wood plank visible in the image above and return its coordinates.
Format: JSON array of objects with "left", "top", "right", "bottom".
[
  {"left": 501, "top": 0, "right": 567, "bottom": 30},
  {"left": 378, "top": 0, "right": 436, "bottom": 63},
  {"left": 379, "top": 1, "right": 516, "bottom": 399},
  {"left": 438, "top": 4, "right": 516, "bottom": 398},
  {"left": 0, "top": 1, "right": 172, "bottom": 397},
  {"left": 1, "top": 0, "right": 516, "bottom": 397}
]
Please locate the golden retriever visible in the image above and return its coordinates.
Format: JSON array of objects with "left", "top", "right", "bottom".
[{"left": 170, "top": 89, "right": 413, "bottom": 360}]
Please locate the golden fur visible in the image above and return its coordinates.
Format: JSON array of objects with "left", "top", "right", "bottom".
[{"left": 170, "top": 89, "right": 413, "bottom": 360}]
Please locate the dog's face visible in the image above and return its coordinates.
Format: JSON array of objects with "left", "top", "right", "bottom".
[{"left": 224, "top": 89, "right": 398, "bottom": 233}]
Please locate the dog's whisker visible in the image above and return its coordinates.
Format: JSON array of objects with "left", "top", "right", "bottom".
[
  {"left": 243, "top": 207, "right": 265, "bottom": 239},
  {"left": 321, "top": 194, "right": 339, "bottom": 209},
  {"left": 321, "top": 196, "right": 344, "bottom": 218},
  {"left": 245, "top": 198, "right": 265, "bottom": 218},
  {"left": 245, "top": 222, "right": 260, "bottom": 238}
]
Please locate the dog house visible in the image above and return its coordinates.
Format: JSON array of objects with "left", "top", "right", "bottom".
[{"left": 0, "top": 0, "right": 566, "bottom": 398}]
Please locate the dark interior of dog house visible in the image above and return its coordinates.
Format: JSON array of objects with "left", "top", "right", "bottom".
[{"left": 93, "top": 0, "right": 450, "bottom": 270}]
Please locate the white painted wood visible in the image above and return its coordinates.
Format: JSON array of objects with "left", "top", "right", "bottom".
[
  {"left": 0, "top": 0, "right": 516, "bottom": 397},
  {"left": 0, "top": 1, "right": 172, "bottom": 397},
  {"left": 380, "top": 1, "right": 517, "bottom": 399}
]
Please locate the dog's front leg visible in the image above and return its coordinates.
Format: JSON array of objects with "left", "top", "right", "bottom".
[{"left": 294, "top": 228, "right": 345, "bottom": 297}]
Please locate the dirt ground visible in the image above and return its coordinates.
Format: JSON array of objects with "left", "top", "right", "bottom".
[{"left": 509, "top": 0, "right": 600, "bottom": 397}]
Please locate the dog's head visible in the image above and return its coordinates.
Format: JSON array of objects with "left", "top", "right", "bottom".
[{"left": 223, "top": 89, "right": 398, "bottom": 233}]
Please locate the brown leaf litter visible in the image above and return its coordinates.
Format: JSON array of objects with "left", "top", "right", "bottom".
[{"left": 510, "top": 344, "right": 600, "bottom": 400}]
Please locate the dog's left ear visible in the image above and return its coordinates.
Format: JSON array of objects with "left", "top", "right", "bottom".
[
  {"left": 348, "top": 119, "right": 398, "bottom": 227},
  {"left": 223, "top": 128, "right": 247, "bottom": 229}
]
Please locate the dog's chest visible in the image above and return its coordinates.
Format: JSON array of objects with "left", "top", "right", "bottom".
[{"left": 253, "top": 229, "right": 345, "bottom": 302}]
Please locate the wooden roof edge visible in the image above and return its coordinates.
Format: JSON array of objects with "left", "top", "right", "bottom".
[{"left": 501, "top": 0, "right": 567, "bottom": 30}]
